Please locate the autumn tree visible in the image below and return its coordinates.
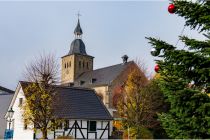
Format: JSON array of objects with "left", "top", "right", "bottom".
[
  {"left": 117, "top": 69, "right": 164, "bottom": 139},
  {"left": 22, "top": 54, "right": 59, "bottom": 139}
]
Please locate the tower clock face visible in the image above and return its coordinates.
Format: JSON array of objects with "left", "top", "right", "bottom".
[{"left": 66, "top": 70, "right": 69, "bottom": 74}]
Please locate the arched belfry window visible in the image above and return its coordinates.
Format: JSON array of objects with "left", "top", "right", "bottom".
[
  {"left": 87, "top": 62, "right": 89, "bottom": 69},
  {"left": 69, "top": 62, "right": 71, "bottom": 67},
  {"left": 65, "top": 63, "right": 66, "bottom": 69},
  {"left": 79, "top": 61, "right": 81, "bottom": 69}
]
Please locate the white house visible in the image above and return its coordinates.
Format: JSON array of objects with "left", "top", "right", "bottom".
[
  {"left": 0, "top": 86, "right": 14, "bottom": 139},
  {"left": 5, "top": 81, "right": 113, "bottom": 139}
]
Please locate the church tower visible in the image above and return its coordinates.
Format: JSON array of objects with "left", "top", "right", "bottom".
[{"left": 61, "top": 18, "right": 94, "bottom": 85}]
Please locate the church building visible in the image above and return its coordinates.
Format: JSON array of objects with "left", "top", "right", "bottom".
[{"left": 61, "top": 18, "right": 145, "bottom": 114}]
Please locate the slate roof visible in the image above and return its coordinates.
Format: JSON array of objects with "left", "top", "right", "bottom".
[
  {"left": 19, "top": 82, "right": 112, "bottom": 120},
  {"left": 69, "top": 39, "right": 87, "bottom": 55},
  {"left": 0, "top": 86, "right": 14, "bottom": 94},
  {"left": 0, "top": 87, "right": 14, "bottom": 138},
  {"left": 54, "top": 87, "right": 112, "bottom": 120},
  {"left": 74, "top": 19, "right": 83, "bottom": 36},
  {"left": 74, "top": 61, "right": 135, "bottom": 87}
]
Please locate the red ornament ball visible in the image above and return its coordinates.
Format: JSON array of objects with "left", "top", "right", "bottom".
[
  {"left": 154, "top": 64, "right": 159, "bottom": 72},
  {"left": 168, "top": 4, "right": 175, "bottom": 14}
]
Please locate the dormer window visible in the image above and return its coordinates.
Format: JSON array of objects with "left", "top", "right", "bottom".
[
  {"left": 90, "top": 78, "right": 97, "bottom": 84},
  {"left": 80, "top": 81, "right": 85, "bottom": 85}
]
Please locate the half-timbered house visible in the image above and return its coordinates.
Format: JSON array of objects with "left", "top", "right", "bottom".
[{"left": 6, "top": 81, "right": 112, "bottom": 140}]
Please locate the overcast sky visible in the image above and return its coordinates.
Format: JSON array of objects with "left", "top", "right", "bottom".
[{"left": 0, "top": 1, "right": 205, "bottom": 90}]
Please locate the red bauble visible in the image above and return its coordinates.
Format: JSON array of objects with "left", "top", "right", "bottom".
[
  {"left": 168, "top": 4, "right": 175, "bottom": 14},
  {"left": 154, "top": 64, "right": 159, "bottom": 72}
]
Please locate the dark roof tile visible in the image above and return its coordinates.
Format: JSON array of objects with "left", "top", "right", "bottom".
[
  {"left": 19, "top": 82, "right": 112, "bottom": 120},
  {"left": 54, "top": 87, "right": 112, "bottom": 120},
  {"left": 75, "top": 61, "right": 134, "bottom": 87},
  {"left": 0, "top": 86, "right": 14, "bottom": 94}
]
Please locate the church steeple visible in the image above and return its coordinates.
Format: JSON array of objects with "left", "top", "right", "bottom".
[
  {"left": 74, "top": 19, "right": 83, "bottom": 37},
  {"left": 61, "top": 15, "right": 94, "bottom": 85},
  {"left": 69, "top": 17, "right": 87, "bottom": 55}
]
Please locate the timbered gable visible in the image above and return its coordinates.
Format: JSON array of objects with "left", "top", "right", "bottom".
[
  {"left": 51, "top": 120, "right": 110, "bottom": 139},
  {"left": 6, "top": 81, "right": 112, "bottom": 140}
]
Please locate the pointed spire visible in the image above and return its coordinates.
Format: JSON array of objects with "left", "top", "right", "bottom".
[{"left": 74, "top": 12, "right": 83, "bottom": 37}]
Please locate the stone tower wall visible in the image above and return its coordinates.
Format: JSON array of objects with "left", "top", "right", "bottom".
[{"left": 61, "top": 54, "right": 93, "bottom": 84}]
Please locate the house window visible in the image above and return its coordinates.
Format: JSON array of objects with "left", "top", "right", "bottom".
[
  {"left": 19, "top": 98, "right": 23, "bottom": 107},
  {"left": 64, "top": 120, "right": 69, "bottom": 130},
  {"left": 101, "top": 121, "right": 103, "bottom": 129},
  {"left": 88, "top": 121, "right": 96, "bottom": 132},
  {"left": 24, "top": 119, "right": 27, "bottom": 130}
]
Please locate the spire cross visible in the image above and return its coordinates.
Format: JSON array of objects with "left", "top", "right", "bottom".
[{"left": 77, "top": 11, "right": 81, "bottom": 19}]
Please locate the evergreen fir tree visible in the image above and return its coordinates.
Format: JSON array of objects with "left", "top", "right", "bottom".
[{"left": 146, "top": 0, "right": 210, "bottom": 138}]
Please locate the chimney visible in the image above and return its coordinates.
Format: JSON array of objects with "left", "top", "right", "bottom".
[{"left": 121, "top": 55, "right": 128, "bottom": 64}]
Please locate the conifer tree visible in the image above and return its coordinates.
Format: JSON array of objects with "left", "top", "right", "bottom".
[{"left": 146, "top": 0, "right": 210, "bottom": 138}]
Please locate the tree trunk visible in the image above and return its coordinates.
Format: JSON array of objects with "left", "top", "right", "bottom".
[{"left": 42, "top": 129, "right": 48, "bottom": 139}]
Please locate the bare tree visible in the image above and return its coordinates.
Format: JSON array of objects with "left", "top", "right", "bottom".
[
  {"left": 22, "top": 53, "right": 59, "bottom": 139},
  {"left": 25, "top": 53, "right": 59, "bottom": 84}
]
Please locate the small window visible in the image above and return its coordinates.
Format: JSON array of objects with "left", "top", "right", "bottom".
[
  {"left": 87, "top": 62, "right": 89, "bottom": 69},
  {"left": 83, "top": 62, "right": 85, "bottom": 68},
  {"left": 90, "top": 78, "right": 97, "bottom": 84},
  {"left": 19, "top": 98, "right": 23, "bottom": 107},
  {"left": 101, "top": 121, "right": 103, "bottom": 129},
  {"left": 67, "top": 63, "right": 69, "bottom": 68},
  {"left": 88, "top": 121, "right": 96, "bottom": 132},
  {"left": 69, "top": 83, "right": 74, "bottom": 87},
  {"left": 64, "top": 120, "right": 69, "bottom": 129},
  {"left": 80, "top": 81, "right": 85, "bottom": 85},
  {"left": 79, "top": 61, "right": 81, "bottom": 69},
  {"left": 69, "top": 62, "right": 71, "bottom": 67},
  {"left": 64, "top": 63, "right": 66, "bottom": 69},
  {"left": 24, "top": 119, "right": 27, "bottom": 130}
]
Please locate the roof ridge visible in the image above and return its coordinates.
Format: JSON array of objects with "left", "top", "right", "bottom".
[
  {"left": 57, "top": 85, "right": 94, "bottom": 91},
  {"left": 0, "top": 85, "right": 14, "bottom": 93},
  {"left": 93, "top": 61, "right": 133, "bottom": 72},
  {"left": 0, "top": 93, "right": 14, "bottom": 95}
]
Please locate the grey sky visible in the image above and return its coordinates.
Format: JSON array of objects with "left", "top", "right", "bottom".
[{"left": 0, "top": 1, "right": 205, "bottom": 90}]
